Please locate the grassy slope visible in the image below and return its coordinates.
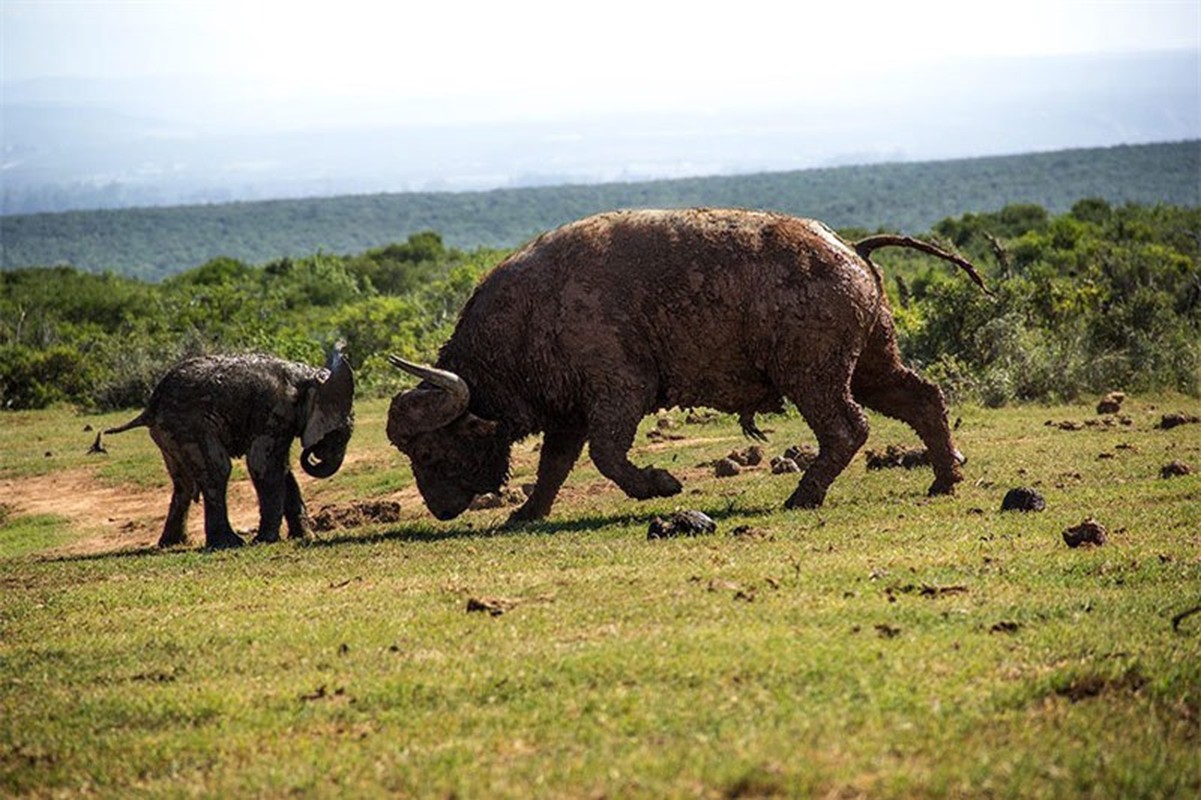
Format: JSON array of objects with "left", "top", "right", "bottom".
[{"left": 1, "top": 397, "right": 1199, "bottom": 798}]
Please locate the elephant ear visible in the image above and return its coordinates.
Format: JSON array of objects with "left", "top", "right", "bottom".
[{"left": 302, "top": 344, "right": 355, "bottom": 450}]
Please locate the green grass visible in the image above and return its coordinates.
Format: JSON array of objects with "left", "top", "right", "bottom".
[{"left": 2, "top": 396, "right": 1199, "bottom": 798}]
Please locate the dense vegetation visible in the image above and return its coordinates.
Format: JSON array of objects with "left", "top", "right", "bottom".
[
  {"left": 2, "top": 200, "right": 1198, "bottom": 413},
  {"left": 2, "top": 141, "right": 1197, "bottom": 280}
]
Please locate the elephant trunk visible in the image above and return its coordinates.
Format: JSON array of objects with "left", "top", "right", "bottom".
[{"left": 300, "top": 443, "right": 344, "bottom": 478}]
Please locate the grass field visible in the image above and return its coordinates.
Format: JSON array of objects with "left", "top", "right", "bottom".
[{"left": 2, "top": 396, "right": 1199, "bottom": 798}]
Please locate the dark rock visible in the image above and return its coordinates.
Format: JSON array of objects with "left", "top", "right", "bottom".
[
  {"left": 647, "top": 510, "right": 717, "bottom": 540},
  {"left": 1001, "top": 487, "right": 1046, "bottom": 512}
]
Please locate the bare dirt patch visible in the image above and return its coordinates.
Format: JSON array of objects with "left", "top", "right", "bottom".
[{"left": 0, "top": 468, "right": 258, "bottom": 556}]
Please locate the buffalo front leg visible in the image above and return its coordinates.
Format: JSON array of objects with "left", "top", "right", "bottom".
[
  {"left": 508, "top": 425, "right": 587, "bottom": 524},
  {"left": 852, "top": 321, "right": 964, "bottom": 496},
  {"left": 587, "top": 407, "right": 682, "bottom": 500},
  {"left": 784, "top": 389, "right": 870, "bottom": 510},
  {"left": 853, "top": 367, "right": 964, "bottom": 496}
]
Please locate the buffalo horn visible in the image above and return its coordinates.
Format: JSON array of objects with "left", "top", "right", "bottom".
[{"left": 387, "top": 355, "right": 471, "bottom": 408}]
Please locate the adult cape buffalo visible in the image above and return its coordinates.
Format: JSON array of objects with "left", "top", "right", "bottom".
[{"left": 387, "top": 208, "right": 987, "bottom": 523}]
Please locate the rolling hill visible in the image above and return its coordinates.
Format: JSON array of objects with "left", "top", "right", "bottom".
[{"left": 1, "top": 140, "right": 1197, "bottom": 281}]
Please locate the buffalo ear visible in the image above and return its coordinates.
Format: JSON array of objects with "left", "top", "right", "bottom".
[
  {"left": 302, "top": 344, "right": 356, "bottom": 449},
  {"left": 455, "top": 413, "right": 498, "bottom": 438}
]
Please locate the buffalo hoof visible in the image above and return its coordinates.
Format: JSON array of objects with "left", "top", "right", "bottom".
[
  {"left": 506, "top": 502, "right": 550, "bottom": 526},
  {"left": 648, "top": 468, "right": 683, "bottom": 498},
  {"left": 784, "top": 485, "right": 826, "bottom": 510},
  {"left": 927, "top": 478, "right": 960, "bottom": 497}
]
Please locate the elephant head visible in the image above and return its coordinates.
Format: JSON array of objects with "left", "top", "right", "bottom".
[{"left": 300, "top": 345, "right": 356, "bottom": 478}]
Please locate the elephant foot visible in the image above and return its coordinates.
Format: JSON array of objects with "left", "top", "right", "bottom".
[
  {"left": 251, "top": 531, "right": 280, "bottom": 545},
  {"left": 205, "top": 530, "right": 245, "bottom": 550}
]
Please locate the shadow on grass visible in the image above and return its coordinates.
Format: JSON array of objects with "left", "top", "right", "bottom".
[
  {"left": 305, "top": 500, "right": 782, "bottom": 549},
  {"left": 38, "top": 500, "right": 784, "bottom": 562}
]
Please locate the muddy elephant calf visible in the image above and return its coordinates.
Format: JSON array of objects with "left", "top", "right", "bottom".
[{"left": 96, "top": 347, "right": 354, "bottom": 549}]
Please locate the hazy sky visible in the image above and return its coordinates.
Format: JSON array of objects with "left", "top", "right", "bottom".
[{"left": 3, "top": 0, "right": 1198, "bottom": 123}]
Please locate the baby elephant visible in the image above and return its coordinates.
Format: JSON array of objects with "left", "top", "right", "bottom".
[{"left": 96, "top": 347, "right": 354, "bottom": 549}]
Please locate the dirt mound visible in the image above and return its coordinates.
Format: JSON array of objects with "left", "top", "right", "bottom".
[
  {"left": 311, "top": 500, "right": 403, "bottom": 532},
  {"left": 1158, "top": 412, "right": 1200, "bottom": 430},
  {"left": 1063, "top": 518, "right": 1108, "bottom": 548},
  {"left": 865, "top": 445, "right": 929, "bottom": 470}
]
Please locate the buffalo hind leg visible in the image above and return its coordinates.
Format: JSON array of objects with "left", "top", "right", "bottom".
[
  {"left": 852, "top": 323, "right": 963, "bottom": 496},
  {"left": 588, "top": 407, "right": 682, "bottom": 501},
  {"left": 785, "top": 388, "right": 870, "bottom": 510},
  {"left": 508, "top": 425, "right": 587, "bottom": 524}
]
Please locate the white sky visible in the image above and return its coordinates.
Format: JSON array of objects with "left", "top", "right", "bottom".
[{"left": 2, "top": 0, "right": 1198, "bottom": 120}]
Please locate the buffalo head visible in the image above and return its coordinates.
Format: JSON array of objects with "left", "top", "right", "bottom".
[{"left": 386, "top": 356, "right": 508, "bottom": 520}]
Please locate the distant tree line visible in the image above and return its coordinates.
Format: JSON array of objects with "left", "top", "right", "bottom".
[
  {"left": 2, "top": 200, "right": 1198, "bottom": 413},
  {"left": 1, "top": 141, "right": 1197, "bottom": 281}
]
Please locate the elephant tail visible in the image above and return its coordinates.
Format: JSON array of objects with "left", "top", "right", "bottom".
[{"left": 88, "top": 411, "right": 150, "bottom": 455}]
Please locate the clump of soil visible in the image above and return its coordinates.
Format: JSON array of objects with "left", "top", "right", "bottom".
[
  {"left": 1096, "top": 391, "right": 1126, "bottom": 415},
  {"left": 468, "top": 488, "right": 527, "bottom": 511},
  {"left": 770, "top": 456, "right": 800, "bottom": 474},
  {"left": 727, "top": 445, "right": 764, "bottom": 467},
  {"left": 647, "top": 510, "right": 717, "bottom": 539},
  {"left": 1001, "top": 487, "right": 1046, "bottom": 512},
  {"left": 1160, "top": 460, "right": 1193, "bottom": 478},
  {"left": 865, "top": 445, "right": 929, "bottom": 470},
  {"left": 730, "top": 524, "right": 773, "bottom": 540},
  {"left": 1063, "top": 517, "right": 1108, "bottom": 548},
  {"left": 714, "top": 458, "right": 741, "bottom": 478},
  {"left": 685, "top": 409, "right": 720, "bottom": 425},
  {"left": 1158, "top": 412, "right": 1201, "bottom": 430},
  {"left": 466, "top": 596, "right": 517, "bottom": 616},
  {"left": 311, "top": 500, "right": 402, "bottom": 532},
  {"left": 782, "top": 444, "right": 818, "bottom": 470}
]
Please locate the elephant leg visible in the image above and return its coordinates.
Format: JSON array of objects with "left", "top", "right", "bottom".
[
  {"left": 508, "top": 425, "right": 587, "bottom": 524},
  {"left": 158, "top": 450, "right": 194, "bottom": 548},
  {"left": 185, "top": 439, "right": 242, "bottom": 550},
  {"left": 283, "top": 470, "right": 311, "bottom": 540},
  {"left": 248, "top": 437, "right": 289, "bottom": 544}
]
